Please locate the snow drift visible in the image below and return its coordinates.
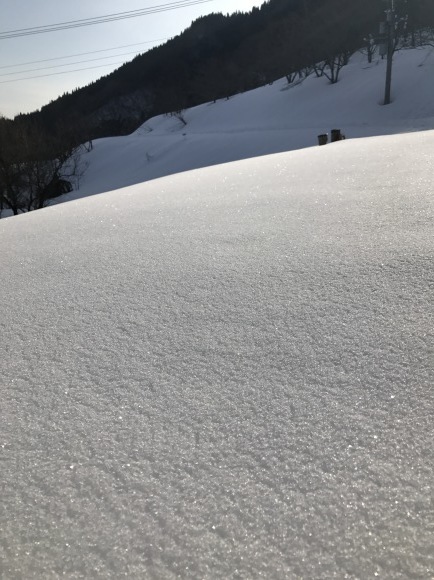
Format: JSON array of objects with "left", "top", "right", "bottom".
[{"left": 1, "top": 125, "right": 433, "bottom": 577}]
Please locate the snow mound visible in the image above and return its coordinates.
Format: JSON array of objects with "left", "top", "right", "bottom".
[{"left": 1, "top": 130, "right": 433, "bottom": 578}]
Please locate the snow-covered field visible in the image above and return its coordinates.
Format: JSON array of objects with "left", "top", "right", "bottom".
[
  {"left": 61, "top": 46, "right": 434, "bottom": 201},
  {"left": 1, "top": 48, "right": 434, "bottom": 578}
]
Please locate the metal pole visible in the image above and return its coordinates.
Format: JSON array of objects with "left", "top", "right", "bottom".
[{"left": 384, "top": 1, "right": 395, "bottom": 105}]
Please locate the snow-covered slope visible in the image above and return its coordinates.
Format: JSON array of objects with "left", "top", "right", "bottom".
[
  {"left": 62, "top": 47, "right": 434, "bottom": 201},
  {"left": 1, "top": 128, "right": 433, "bottom": 577}
]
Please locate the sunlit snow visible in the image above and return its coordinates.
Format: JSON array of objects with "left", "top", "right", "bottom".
[
  {"left": 1, "top": 48, "right": 434, "bottom": 578},
  {"left": 63, "top": 47, "right": 434, "bottom": 201}
]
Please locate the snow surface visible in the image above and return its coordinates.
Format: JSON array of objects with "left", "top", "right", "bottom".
[
  {"left": 1, "top": 129, "right": 433, "bottom": 578},
  {"left": 1, "top": 47, "right": 434, "bottom": 579},
  {"left": 61, "top": 47, "right": 434, "bottom": 202}
]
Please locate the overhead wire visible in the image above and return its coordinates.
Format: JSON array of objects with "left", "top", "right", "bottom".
[
  {"left": 0, "top": 50, "right": 150, "bottom": 78},
  {"left": 0, "top": 1, "right": 214, "bottom": 90},
  {"left": 0, "top": 35, "right": 173, "bottom": 83},
  {"left": 0, "top": 0, "right": 213, "bottom": 39},
  {"left": 0, "top": 39, "right": 168, "bottom": 70},
  {"left": 0, "top": 62, "right": 131, "bottom": 84}
]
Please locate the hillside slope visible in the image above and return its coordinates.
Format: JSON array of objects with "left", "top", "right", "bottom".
[
  {"left": 1, "top": 127, "right": 433, "bottom": 577},
  {"left": 62, "top": 46, "right": 434, "bottom": 201}
]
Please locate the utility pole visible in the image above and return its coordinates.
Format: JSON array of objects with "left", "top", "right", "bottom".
[{"left": 383, "top": 0, "right": 395, "bottom": 105}]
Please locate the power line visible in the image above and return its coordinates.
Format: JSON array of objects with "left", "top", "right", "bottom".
[
  {"left": 0, "top": 50, "right": 147, "bottom": 78},
  {"left": 0, "top": 61, "right": 130, "bottom": 84},
  {"left": 0, "top": 0, "right": 213, "bottom": 39},
  {"left": 0, "top": 39, "right": 168, "bottom": 70}
]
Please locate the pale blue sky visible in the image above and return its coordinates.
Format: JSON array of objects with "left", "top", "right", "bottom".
[{"left": 0, "top": 0, "right": 265, "bottom": 119}]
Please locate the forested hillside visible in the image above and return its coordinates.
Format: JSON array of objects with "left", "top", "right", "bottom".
[
  {"left": 8, "top": 0, "right": 388, "bottom": 137},
  {"left": 28, "top": 0, "right": 433, "bottom": 138}
]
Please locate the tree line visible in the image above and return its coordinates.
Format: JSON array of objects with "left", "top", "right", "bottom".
[{"left": 0, "top": 117, "right": 89, "bottom": 215}]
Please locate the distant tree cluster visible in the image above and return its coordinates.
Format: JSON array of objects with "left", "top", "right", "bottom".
[{"left": 0, "top": 116, "right": 88, "bottom": 216}]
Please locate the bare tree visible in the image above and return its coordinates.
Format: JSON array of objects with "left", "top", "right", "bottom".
[
  {"left": 361, "top": 34, "right": 377, "bottom": 64},
  {"left": 0, "top": 116, "right": 88, "bottom": 216},
  {"left": 322, "top": 50, "right": 351, "bottom": 84}
]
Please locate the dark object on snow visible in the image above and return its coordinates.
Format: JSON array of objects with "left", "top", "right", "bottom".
[
  {"left": 318, "top": 134, "right": 328, "bottom": 146},
  {"left": 331, "top": 129, "right": 345, "bottom": 142},
  {"left": 43, "top": 178, "right": 73, "bottom": 199}
]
